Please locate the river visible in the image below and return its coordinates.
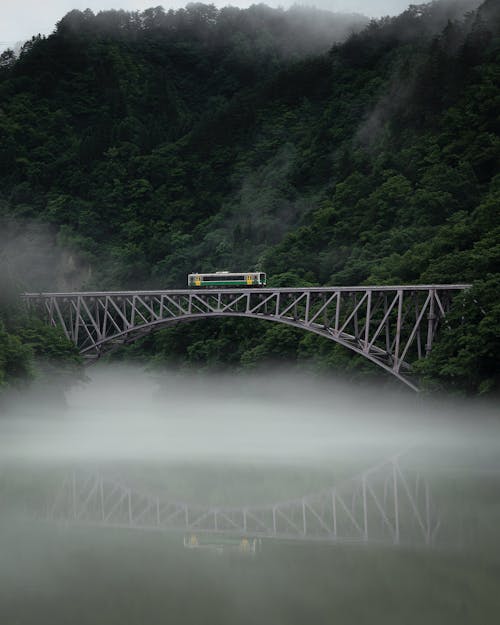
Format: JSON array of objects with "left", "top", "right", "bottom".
[{"left": 0, "top": 366, "right": 499, "bottom": 624}]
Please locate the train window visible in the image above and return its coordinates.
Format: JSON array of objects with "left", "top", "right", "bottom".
[{"left": 208, "top": 275, "right": 244, "bottom": 281}]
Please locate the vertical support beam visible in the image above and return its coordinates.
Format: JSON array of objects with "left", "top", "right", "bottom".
[
  {"left": 72, "top": 471, "right": 77, "bottom": 520},
  {"left": 131, "top": 296, "right": 136, "bottom": 327},
  {"left": 334, "top": 292, "right": 341, "bottom": 333},
  {"left": 72, "top": 298, "right": 79, "bottom": 342},
  {"left": 48, "top": 297, "right": 55, "bottom": 327},
  {"left": 302, "top": 499, "right": 307, "bottom": 535},
  {"left": 332, "top": 490, "right": 337, "bottom": 538},
  {"left": 304, "top": 292, "right": 310, "bottom": 324},
  {"left": 393, "top": 461, "right": 400, "bottom": 545},
  {"left": 100, "top": 477, "right": 105, "bottom": 522},
  {"left": 353, "top": 294, "right": 359, "bottom": 338},
  {"left": 362, "top": 475, "right": 368, "bottom": 541},
  {"left": 94, "top": 298, "right": 100, "bottom": 337},
  {"left": 69, "top": 302, "right": 74, "bottom": 342},
  {"left": 384, "top": 294, "right": 391, "bottom": 353},
  {"left": 426, "top": 289, "right": 436, "bottom": 356},
  {"left": 364, "top": 290, "right": 372, "bottom": 352},
  {"left": 272, "top": 506, "right": 277, "bottom": 535},
  {"left": 393, "top": 290, "right": 404, "bottom": 370},
  {"left": 102, "top": 297, "right": 109, "bottom": 343},
  {"left": 425, "top": 481, "right": 431, "bottom": 545},
  {"left": 416, "top": 296, "right": 422, "bottom": 359}
]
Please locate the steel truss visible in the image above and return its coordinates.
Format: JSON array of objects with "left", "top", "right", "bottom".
[
  {"left": 49, "top": 454, "right": 440, "bottom": 549},
  {"left": 23, "top": 285, "right": 469, "bottom": 391}
]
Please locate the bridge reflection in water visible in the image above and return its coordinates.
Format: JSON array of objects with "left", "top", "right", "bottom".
[
  {"left": 48, "top": 453, "right": 440, "bottom": 551},
  {"left": 23, "top": 285, "right": 469, "bottom": 391}
]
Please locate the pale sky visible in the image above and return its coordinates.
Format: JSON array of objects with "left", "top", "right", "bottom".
[{"left": 0, "top": 0, "right": 416, "bottom": 50}]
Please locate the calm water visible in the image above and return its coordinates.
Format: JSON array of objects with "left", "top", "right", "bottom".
[{"left": 1, "top": 367, "right": 499, "bottom": 624}]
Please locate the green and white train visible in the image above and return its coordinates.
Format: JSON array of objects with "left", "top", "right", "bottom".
[{"left": 188, "top": 271, "right": 267, "bottom": 288}]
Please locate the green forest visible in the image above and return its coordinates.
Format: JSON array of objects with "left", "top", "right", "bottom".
[{"left": 0, "top": 0, "right": 498, "bottom": 396}]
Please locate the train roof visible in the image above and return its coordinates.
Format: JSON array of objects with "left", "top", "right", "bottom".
[{"left": 188, "top": 271, "right": 265, "bottom": 276}]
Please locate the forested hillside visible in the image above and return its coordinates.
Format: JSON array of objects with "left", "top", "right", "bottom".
[{"left": 0, "top": 1, "right": 498, "bottom": 395}]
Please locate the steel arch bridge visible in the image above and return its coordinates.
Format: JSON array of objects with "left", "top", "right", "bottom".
[
  {"left": 23, "top": 284, "right": 469, "bottom": 391},
  {"left": 48, "top": 454, "right": 440, "bottom": 549}
]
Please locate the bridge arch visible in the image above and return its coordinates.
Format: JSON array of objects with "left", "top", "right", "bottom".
[
  {"left": 49, "top": 452, "right": 440, "bottom": 549},
  {"left": 80, "top": 312, "right": 418, "bottom": 390},
  {"left": 23, "top": 285, "right": 469, "bottom": 392}
]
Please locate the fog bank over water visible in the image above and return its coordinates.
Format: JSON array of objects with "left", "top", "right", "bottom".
[
  {"left": 1, "top": 366, "right": 499, "bottom": 514},
  {"left": 1, "top": 366, "right": 500, "bottom": 625},
  {"left": 1, "top": 365, "right": 499, "bottom": 470}
]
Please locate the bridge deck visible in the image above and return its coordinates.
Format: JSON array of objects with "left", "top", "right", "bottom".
[{"left": 23, "top": 284, "right": 471, "bottom": 298}]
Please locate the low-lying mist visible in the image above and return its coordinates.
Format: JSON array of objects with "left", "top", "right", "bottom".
[
  {"left": 1, "top": 366, "right": 499, "bottom": 625},
  {"left": 2, "top": 365, "right": 498, "bottom": 470}
]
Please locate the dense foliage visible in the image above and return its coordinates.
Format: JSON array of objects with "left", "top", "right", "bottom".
[
  {"left": 0, "top": 295, "right": 82, "bottom": 394},
  {"left": 0, "top": 1, "right": 498, "bottom": 394}
]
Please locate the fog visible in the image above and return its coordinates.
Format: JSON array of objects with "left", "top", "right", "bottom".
[
  {"left": 0, "top": 219, "right": 92, "bottom": 298},
  {"left": 0, "top": 1, "right": 475, "bottom": 51},
  {"left": 1, "top": 366, "right": 500, "bottom": 623},
  {"left": 2, "top": 365, "right": 498, "bottom": 467}
]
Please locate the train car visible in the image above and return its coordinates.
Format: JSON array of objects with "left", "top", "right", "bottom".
[
  {"left": 183, "top": 534, "right": 259, "bottom": 554},
  {"left": 187, "top": 271, "right": 267, "bottom": 288}
]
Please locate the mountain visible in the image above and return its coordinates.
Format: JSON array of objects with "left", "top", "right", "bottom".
[{"left": 0, "top": 1, "right": 498, "bottom": 395}]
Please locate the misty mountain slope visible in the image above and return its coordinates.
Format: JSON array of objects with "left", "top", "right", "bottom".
[
  {"left": 0, "top": 5, "right": 368, "bottom": 281},
  {"left": 0, "top": 1, "right": 499, "bottom": 395}
]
